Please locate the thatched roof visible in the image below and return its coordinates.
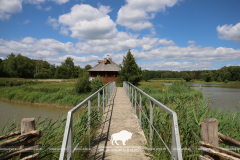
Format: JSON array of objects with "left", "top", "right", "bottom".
[{"left": 87, "top": 58, "right": 121, "bottom": 72}]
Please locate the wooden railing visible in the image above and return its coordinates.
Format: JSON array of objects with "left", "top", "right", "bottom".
[
  {"left": 0, "top": 118, "right": 41, "bottom": 160},
  {"left": 199, "top": 118, "right": 240, "bottom": 160}
]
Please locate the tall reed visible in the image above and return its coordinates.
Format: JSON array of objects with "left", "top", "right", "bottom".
[{"left": 136, "top": 81, "right": 240, "bottom": 159}]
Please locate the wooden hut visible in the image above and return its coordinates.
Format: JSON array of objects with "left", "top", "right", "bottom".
[{"left": 87, "top": 55, "right": 121, "bottom": 83}]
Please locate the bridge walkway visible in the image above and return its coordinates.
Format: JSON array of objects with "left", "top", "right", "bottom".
[{"left": 89, "top": 87, "right": 150, "bottom": 160}]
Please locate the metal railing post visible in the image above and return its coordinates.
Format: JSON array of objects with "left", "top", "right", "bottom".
[
  {"left": 67, "top": 117, "right": 72, "bottom": 160},
  {"left": 150, "top": 100, "right": 153, "bottom": 149},
  {"left": 98, "top": 91, "right": 100, "bottom": 121},
  {"left": 135, "top": 88, "right": 137, "bottom": 114},
  {"left": 88, "top": 99, "right": 91, "bottom": 149},
  {"left": 171, "top": 113, "right": 182, "bottom": 160},
  {"left": 132, "top": 86, "right": 133, "bottom": 108},
  {"left": 139, "top": 92, "right": 142, "bottom": 127},
  {"left": 106, "top": 86, "right": 108, "bottom": 107},
  {"left": 103, "top": 88, "right": 104, "bottom": 114}
]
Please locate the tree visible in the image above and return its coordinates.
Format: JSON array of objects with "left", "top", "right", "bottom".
[
  {"left": 91, "top": 76, "right": 104, "bottom": 93},
  {"left": 85, "top": 64, "right": 92, "bottom": 70},
  {"left": 63, "top": 57, "right": 74, "bottom": 78},
  {"left": 74, "top": 69, "right": 91, "bottom": 93},
  {"left": 54, "top": 66, "right": 69, "bottom": 79},
  {"left": 117, "top": 50, "right": 142, "bottom": 85}
]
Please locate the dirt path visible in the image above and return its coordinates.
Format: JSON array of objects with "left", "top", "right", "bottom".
[{"left": 89, "top": 87, "right": 150, "bottom": 160}]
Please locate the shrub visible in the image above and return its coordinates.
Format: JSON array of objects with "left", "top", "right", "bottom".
[
  {"left": 224, "top": 79, "right": 228, "bottom": 83},
  {"left": 74, "top": 70, "right": 91, "bottom": 93},
  {"left": 91, "top": 76, "right": 104, "bottom": 93},
  {"left": 217, "top": 76, "right": 222, "bottom": 82}
]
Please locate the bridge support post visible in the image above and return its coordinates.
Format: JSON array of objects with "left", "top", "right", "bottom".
[
  {"left": 88, "top": 99, "right": 91, "bottom": 149},
  {"left": 67, "top": 116, "right": 72, "bottom": 160},
  {"left": 150, "top": 100, "right": 153, "bottom": 149}
]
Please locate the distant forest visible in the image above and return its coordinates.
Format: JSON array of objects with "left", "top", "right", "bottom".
[{"left": 1, "top": 53, "right": 240, "bottom": 82}]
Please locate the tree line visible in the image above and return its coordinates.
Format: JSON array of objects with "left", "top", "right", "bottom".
[
  {"left": 1, "top": 53, "right": 240, "bottom": 83},
  {"left": 0, "top": 53, "right": 92, "bottom": 79},
  {"left": 143, "top": 66, "right": 240, "bottom": 82}
]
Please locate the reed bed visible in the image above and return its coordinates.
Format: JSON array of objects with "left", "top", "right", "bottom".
[
  {"left": 0, "top": 108, "right": 101, "bottom": 160},
  {"left": 0, "top": 81, "right": 98, "bottom": 107},
  {"left": 136, "top": 81, "right": 240, "bottom": 159}
]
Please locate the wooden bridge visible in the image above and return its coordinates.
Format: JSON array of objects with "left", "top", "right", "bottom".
[{"left": 89, "top": 87, "right": 150, "bottom": 159}]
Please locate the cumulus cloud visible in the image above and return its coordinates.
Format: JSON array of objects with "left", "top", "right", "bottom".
[
  {"left": 116, "top": 0, "right": 180, "bottom": 30},
  {"left": 46, "top": 16, "right": 59, "bottom": 29},
  {"left": 217, "top": 23, "right": 240, "bottom": 42},
  {"left": 141, "top": 61, "right": 212, "bottom": 71},
  {"left": 187, "top": 40, "right": 196, "bottom": 44},
  {"left": 131, "top": 45, "right": 240, "bottom": 62},
  {"left": 0, "top": 0, "right": 23, "bottom": 20},
  {"left": 24, "top": 0, "right": 69, "bottom": 5},
  {"left": 21, "top": 37, "right": 37, "bottom": 43},
  {"left": 58, "top": 4, "right": 117, "bottom": 40}
]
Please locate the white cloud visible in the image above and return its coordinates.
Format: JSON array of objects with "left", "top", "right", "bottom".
[
  {"left": 58, "top": 4, "right": 117, "bottom": 40},
  {"left": 0, "top": 57, "right": 4, "bottom": 60},
  {"left": 23, "top": 19, "right": 31, "bottom": 24},
  {"left": 217, "top": 23, "right": 240, "bottom": 42},
  {"left": 141, "top": 61, "right": 212, "bottom": 71},
  {"left": 187, "top": 40, "right": 196, "bottom": 44},
  {"left": 46, "top": 16, "right": 59, "bottom": 29},
  {"left": 0, "top": 0, "right": 23, "bottom": 20},
  {"left": 21, "top": 37, "right": 37, "bottom": 43},
  {"left": 36, "top": 5, "right": 41, "bottom": 10},
  {"left": 59, "top": 26, "right": 69, "bottom": 35},
  {"left": 24, "top": 0, "right": 69, "bottom": 5},
  {"left": 131, "top": 45, "right": 240, "bottom": 62},
  {"left": 44, "top": 6, "right": 52, "bottom": 11},
  {"left": 116, "top": 0, "right": 180, "bottom": 30}
]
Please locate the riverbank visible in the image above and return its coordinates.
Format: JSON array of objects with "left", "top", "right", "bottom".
[
  {"left": 137, "top": 81, "right": 240, "bottom": 159},
  {"left": 0, "top": 80, "right": 98, "bottom": 107}
]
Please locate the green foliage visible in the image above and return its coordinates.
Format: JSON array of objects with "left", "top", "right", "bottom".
[
  {"left": 91, "top": 76, "right": 104, "bottom": 93},
  {"left": 54, "top": 65, "right": 69, "bottom": 79},
  {"left": 200, "top": 71, "right": 212, "bottom": 82},
  {"left": 217, "top": 76, "right": 222, "bottom": 82},
  {"left": 225, "top": 79, "right": 228, "bottom": 83},
  {"left": 75, "top": 69, "right": 91, "bottom": 93},
  {"left": 137, "top": 81, "right": 240, "bottom": 159},
  {"left": 182, "top": 72, "right": 192, "bottom": 82},
  {"left": 118, "top": 50, "right": 142, "bottom": 85},
  {"left": 35, "top": 68, "right": 52, "bottom": 79},
  {"left": 62, "top": 57, "right": 75, "bottom": 78},
  {"left": 0, "top": 108, "right": 101, "bottom": 159},
  {"left": 85, "top": 64, "right": 92, "bottom": 70},
  {"left": 223, "top": 72, "right": 231, "bottom": 81}
]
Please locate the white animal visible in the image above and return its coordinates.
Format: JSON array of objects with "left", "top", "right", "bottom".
[{"left": 110, "top": 130, "right": 133, "bottom": 145}]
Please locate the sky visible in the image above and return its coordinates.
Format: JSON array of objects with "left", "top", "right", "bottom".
[{"left": 0, "top": 0, "right": 240, "bottom": 71}]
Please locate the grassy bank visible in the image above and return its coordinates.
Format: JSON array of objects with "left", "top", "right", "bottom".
[
  {"left": 0, "top": 80, "right": 97, "bottom": 107},
  {"left": 137, "top": 81, "right": 240, "bottom": 159},
  {"left": 0, "top": 108, "right": 101, "bottom": 159}
]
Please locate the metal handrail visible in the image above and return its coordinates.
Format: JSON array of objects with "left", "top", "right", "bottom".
[
  {"left": 59, "top": 81, "right": 116, "bottom": 160},
  {"left": 123, "top": 81, "right": 183, "bottom": 160}
]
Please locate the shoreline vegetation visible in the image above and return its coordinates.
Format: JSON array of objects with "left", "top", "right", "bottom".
[{"left": 1, "top": 78, "right": 240, "bottom": 159}]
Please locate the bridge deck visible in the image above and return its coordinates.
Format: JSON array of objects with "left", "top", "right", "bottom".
[{"left": 89, "top": 87, "right": 150, "bottom": 160}]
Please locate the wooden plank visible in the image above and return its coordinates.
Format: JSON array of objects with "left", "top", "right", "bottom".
[
  {"left": 200, "top": 146, "right": 240, "bottom": 160},
  {"left": 0, "top": 145, "right": 40, "bottom": 160},
  {"left": 0, "top": 130, "right": 21, "bottom": 141},
  {"left": 19, "top": 153, "right": 39, "bottom": 160},
  {"left": 0, "top": 130, "right": 40, "bottom": 147},
  {"left": 200, "top": 141, "right": 240, "bottom": 158},
  {"left": 218, "top": 132, "right": 240, "bottom": 147}
]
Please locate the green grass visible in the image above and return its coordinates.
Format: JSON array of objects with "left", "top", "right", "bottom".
[
  {"left": 135, "top": 81, "right": 240, "bottom": 159},
  {"left": 0, "top": 108, "right": 101, "bottom": 160},
  {"left": 0, "top": 81, "right": 97, "bottom": 107}
]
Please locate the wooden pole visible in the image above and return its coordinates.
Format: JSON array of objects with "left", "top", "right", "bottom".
[
  {"left": 20, "top": 118, "right": 35, "bottom": 159},
  {"left": 201, "top": 118, "right": 219, "bottom": 159}
]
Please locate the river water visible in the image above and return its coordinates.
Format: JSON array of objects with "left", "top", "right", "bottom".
[
  {"left": 186, "top": 84, "right": 240, "bottom": 113},
  {"left": 0, "top": 99, "right": 86, "bottom": 132}
]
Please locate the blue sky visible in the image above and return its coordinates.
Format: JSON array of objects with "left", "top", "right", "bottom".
[{"left": 0, "top": 0, "right": 240, "bottom": 71}]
